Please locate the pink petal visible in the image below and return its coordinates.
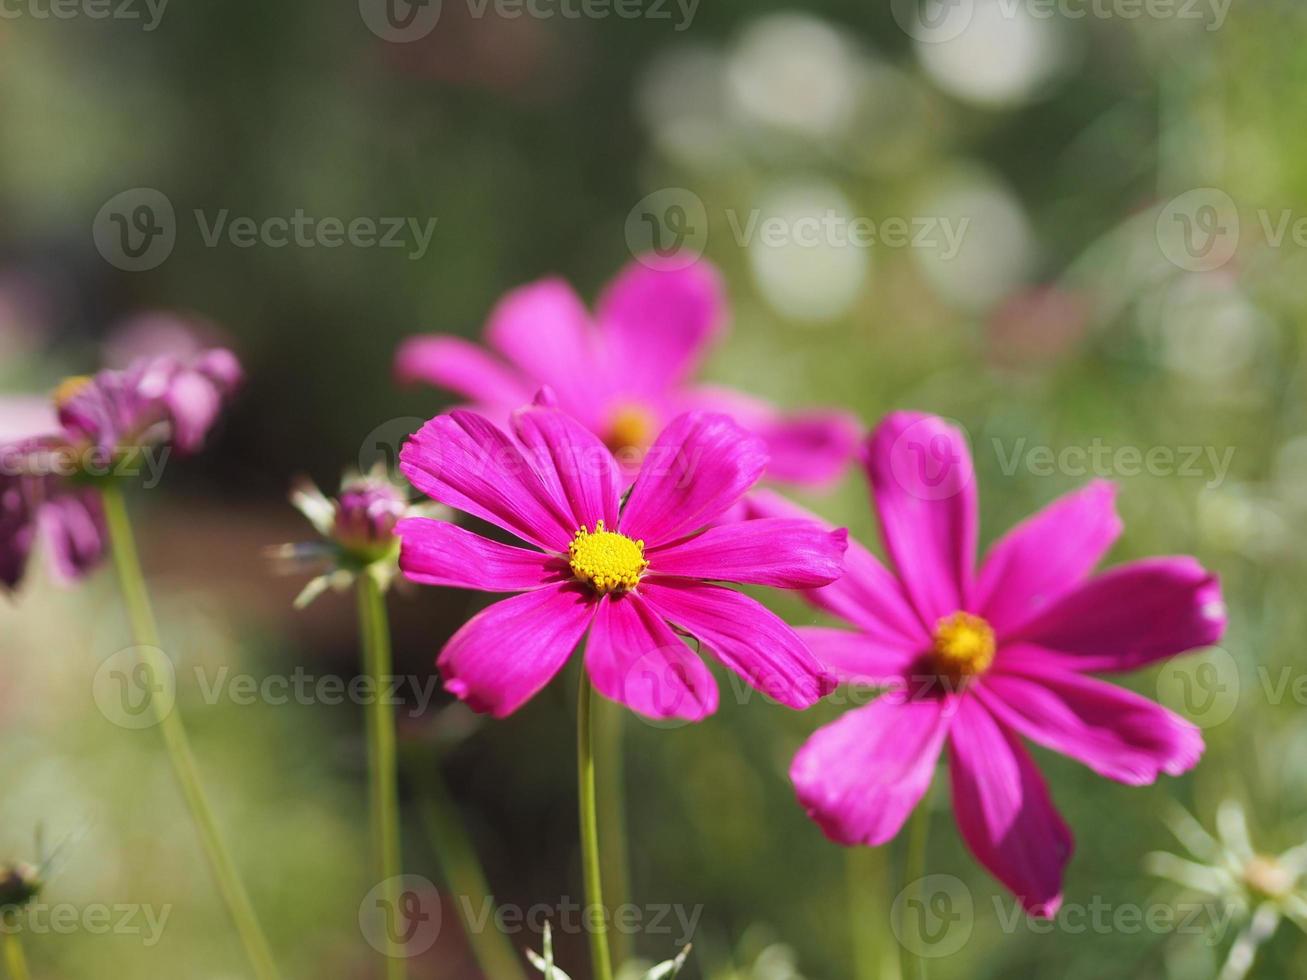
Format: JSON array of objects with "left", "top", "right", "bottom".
[
  {"left": 648, "top": 518, "right": 847, "bottom": 588},
  {"left": 790, "top": 695, "right": 952, "bottom": 846},
  {"left": 755, "top": 410, "right": 861, "bottom": 487},
  {"left": 596, "top": 257, "right": 725, "bottom": 397},
  {"left": 796, "top": 627, "right": 921, "bottom": 687},
  {"left": 584, "top": 593, "right": 718, "bottom": 721},
  {"left": 681, "top": 386, "right": 859, "bottom": 487},
  {"left": 438, "top": 583, "right": 595, "bottom": 717},
  {"left": 976, "top": 662, "right": 1203, "bottom": 785},
  {"left": 397, "top": 517, "right": 564, "bottom": 592},
  {"left": 484, "top": 278, "right": 602, "bottom": 414},
  {"left": 37, "top": 486, "right": 107, "bottom": 584},
  {"left": 745, "top": 489, "right": 928, "bottom": 648},
  {"left": 619, "top": 412, "right": 767, "bottom": 547},
  {"left": 949, "top": 696, "right": 1072, "bottom": 917},
  {"left": 393, "top": 334, "right": 529, "bottom": 407},
  {"left": 1007, "top": 557, "right": 1226, "bottom": 672},
  {"left": 976, "top": 481, "right": 1122, "bottom": 637},
  {"left": 399, "top": 409, "right": 575, "bottom": 552},
  {"left": 863, "top": 412, "right": 977, "bottom": 627},
  {"left": 638, "top": 578, "right": 835, "bottom": 709},
  {"left": 510, "top": 405, "right": 622, "bottom": 532}
]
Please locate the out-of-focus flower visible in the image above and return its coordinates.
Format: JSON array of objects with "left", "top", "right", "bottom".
[
  {"left": 103, "top": 311, "right": 230, "bottom": 368},
  {"left": 0, "top": 860, "right": 42, "bottom": 914},
  {"left": 985, "top": 285, "right": 1092, "bottom": 372},
  {"left": 1147, "top": 800, "right": 1307, "bottom": 980},
  {"left": 269, "top": 466, "right": 442, "bottom": 609},
  {"left": 394, "top": 257, "right": 860, "bottom": 488},
  {"left": 397, "top": 403, "right": 843, "bottom": 720},
  {"left": 0, "top": 346, "right": 241, "bottom": 593},
  {"left": 751, "top": 412, "right": 1225, "bottom": 915}
]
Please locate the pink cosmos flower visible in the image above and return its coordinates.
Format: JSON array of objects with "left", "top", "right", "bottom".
[
  {"left": 753, "top": 412, "right": 1226, "bottom": 916},
  {"left": 394, "top": 256, "right": 860, "bottom": 487},
  {"left": 0, "top": 347, "right": 241, "bottom": 592},
  {"left": 396, "top": 402, "right": 846, "bottom": 719}
]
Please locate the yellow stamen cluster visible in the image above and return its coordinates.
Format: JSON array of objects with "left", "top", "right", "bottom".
[
  {"left": 932, "top": 611, "right": 996, "bottom": 680},
  {"left": 568, "top": 521, "right": 648, "bottom": 594},
  {"left": 52, "top": 375, "right": 92, "bottom": 409},
  {"left": 605, "top": 403, "right": 657, "bottom": 455}
]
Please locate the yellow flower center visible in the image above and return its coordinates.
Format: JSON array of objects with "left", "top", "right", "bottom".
[
  {"left": 932, "top": 611, "right": 996, "bottom": 680},
  {"left": 52, "top": 375, "right": 92, "bottom": 409},
  {"left": 605, "top": 403, "right": 656, "bottom": 455},
  {"left": 568, "top": 521, "right": 648, "bottom": 594}
]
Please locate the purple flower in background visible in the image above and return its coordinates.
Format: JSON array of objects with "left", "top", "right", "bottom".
[
  {"left": 0, "top": 345, "right": 241, "bottom": 593},
  {"left": 394, "top": 256, "right": 860, "bottom": 487}
]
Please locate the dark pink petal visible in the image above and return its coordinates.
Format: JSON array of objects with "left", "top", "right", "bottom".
[
  {"left": 393, "top": 335, "right": 529, "bottom": 406},
  {"left": 863, "top": 412, "right": 977, "bottom": 627},
  {"left": 949, "top": 696, "right": 1073, "bottom": 917},
  {"left": 596, "top": 257, "right": 725, "bottom": 396},
  {"left": 584, "top": 593, "right": 718, "bottom": 721},
  {"left": 0, "top": 475, "right": 38, "bottom": 591},
  {"left": 37, "top": 486, "right": 106, "bottom": 584},
  {"left": 397, "top": 517, "right": 564, "bottom": 593},
  {"left": 976, "top": 481, "right": 1122, "bottom": 637},
  {"left": 648, "top": 519, "right": 847, "bottom": 588},
  {"left": 1007, "top": 557, "right": 1226, "bottom": 672},
  {"left": 796, "top": 627, "right": 920, "bottom": 687},
  {"left": 399, "top": 409, "right": 575, "bottom": 552},
  {"left": 745, "top": 489, "right": 928, "bottom": 647},
  {"left": 790, "top": 695, "right": 952, "bottom": 846},
  {"left": 638, "top": 578, "right": 835, "bottom": 709},
  {"left": 485, "top": 278, "right": 602, "bottom": 410},
  {"left": 438, "top": 583, "right": 595, "bottom": 717},
  {"left": 620, "top": 412, "right": 767, "bottom": 547},
  {"left": 976, "top": 663, "right": 1202, "bottom": 785},
  {"left": 511, "top": 406, "right": 622, "bottom": 532}
]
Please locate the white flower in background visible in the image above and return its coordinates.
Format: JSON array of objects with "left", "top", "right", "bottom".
[
  {"left": 744, "top": 180, "right": 869, "bottom": 322},
  {"left": 1151, "top": 275, "right": 1269, "bottom": 385},
  {"left": 1147, "top": 800, "right": 1307, "bottom": 980},
  {"left": 725, "top": 13, "right": 862, "bottom": 142},
  {"left": 912, "top": 169, "right": 1034, "bottom": 312},
  {"left": 915, "top": 0, "right": 1075, "bottom": 108}
]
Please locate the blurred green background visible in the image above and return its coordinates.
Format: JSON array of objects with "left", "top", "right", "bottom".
[{"left": 2, "top": 0, "right": 1306, "bottom": 976}]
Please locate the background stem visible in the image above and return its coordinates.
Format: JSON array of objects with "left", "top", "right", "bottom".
[
  {"left": 594, "top": 695, "right": 632, "bottom": 966},
  {"left": 577, "top": 672, "right": 614, "bottom": 980},
  {"left": 357, "top": 571, "right": 405, "bottom": 980},
  {"left": 900, "top": 803, "right": 931, "bottom": 980},
  {"left": 3, "top": 928, "right": 29, "bottom": 980},
  {"left": 99, "top": 483, "right": 280, "bottom": 980}
]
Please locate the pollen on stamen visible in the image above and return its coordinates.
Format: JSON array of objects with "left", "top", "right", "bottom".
[
  {"left": 52, "top": 375, "right": 92, "bottom": 409},
  {"left": 568, "top": 520, "right": 648, "bottom": 594},
  {"left": 932, "top": 611, "right": 996, "bottom": 681}
]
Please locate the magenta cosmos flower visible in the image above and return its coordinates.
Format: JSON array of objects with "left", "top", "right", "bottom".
[
  {"left": 394, "top": 256, "right": 860, "bottom": 487},
  {"left": 753, "top": 412, "right": 1226, "bottom": 916},
  {"left": 0, "top": 347, "right": 241, "bottom": 592},
  {"left": 395, "top": 402, "right": 846, "bottom": 719}
]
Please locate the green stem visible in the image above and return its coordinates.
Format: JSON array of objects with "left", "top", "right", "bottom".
[
  {"left": 846, "top": 847, "right": 895, "bottom": 980},
  {"left": 99, "top": 483, "right": 280, "bottom": 980},
  {"left": 416, "top": 764, "right": 527, "bottom": 980},
  {"left": 357, "top": 570, "right": 405, "bottom": 980},
  {"left": 901, "top": 804, "right": 931, "bottom": 980},
  {"left": 3, "top": 928, "right": 29, "bottom": 980},
  {"left": 577, "top": 672, "right": 614, "bottom": 980},
  {"left": 594, "top": 695, "right": 632, "bottom": 966}
]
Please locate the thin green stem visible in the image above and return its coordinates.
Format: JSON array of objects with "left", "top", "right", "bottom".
[
  {"left": 593, "top": 695, "right": 632, "bottom": 966},
  {"left": 577, "top": 672, "right": 614, "bottom": 980},
  {"left": 357, "top": 570, "right": 405, "bottom": 980},
  {"left": 846, "top": 847, "right": 895, "bottom": 980},
  {"left": 3, "top": 927, "right": 29, "bottom": 980},
  {"left": 99, "top": 483, "right": 280, "bottom": 980},
  {"left": 901, "top": 803, "right": 931, "bottom": 980},
  {"left": 416, "top": 763, "right": 527, "bottom": 980}
]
